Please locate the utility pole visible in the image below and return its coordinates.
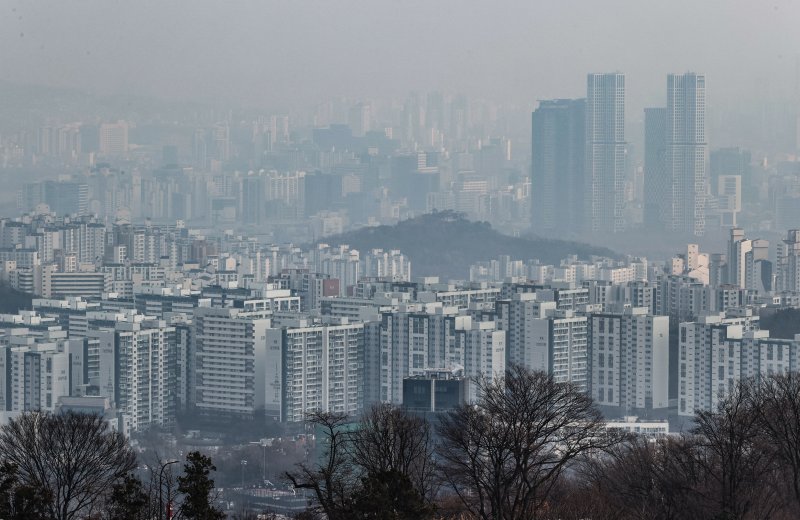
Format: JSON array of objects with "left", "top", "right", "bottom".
[{"left": 159, "top": 460, "right": 179, "bottom": 520}]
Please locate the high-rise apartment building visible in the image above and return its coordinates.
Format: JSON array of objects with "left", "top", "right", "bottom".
[
  {"left": 586, "top": 73, "right": 626, "bottom": 234},
  {"left": 643, "top": 108, "right": 667, "bottom": 228},
  {"left": 777, "top": 230, "right": 800, "bottom": 292},
  {"left": 666, "top": 73, "right": 707, "bottom": 235},
  {"left": 368, "top": 305, "right": 505, "bottom": 405},
  {"left": 0, "top": 337, "right": 87, "bottom": 414},
  {"left": 679, "top": 317, "right": 797, "bottom": 417},
  {"left": 727, "top": 228, "right": 771, "bottom": 291},
  {"left": 588, "top": 308, "right": 669, "bottom": 415},
  {"left": 497, "top": 293, "right": 588, "bottom": 390},
  {"left": 531, "top": 99, "right": 586, "bottom": 233},
  {"left": 191, "top": 307, "right": 275, "bottom": 419},
  {"left": 87, "top": 313, "right": 178, "bottom": 433},
  {"left": 277, "top": 321, "right": 364, "bottom": 422},
  {"left": 644, "top": 74, "right": 708, "bottom": 235}
]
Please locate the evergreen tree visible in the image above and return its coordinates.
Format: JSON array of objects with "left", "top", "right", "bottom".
[
  {"left": 352, "top": 470, "right": 433, "bottom": 520},
  {"left": 0, "top": 461, "right": 51, "bottom": 520},
  {"left": 177, "top": 451, "right": 225, "bottom": 520},
  {"left": 106, "top": 474, "right": 150, "bottom": 520}
]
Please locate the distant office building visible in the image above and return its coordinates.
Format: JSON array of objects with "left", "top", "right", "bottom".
[
  {"left": 348, "top": 102, "right": 371, "bottom": 137},
  {"left": 99, "top": 121, "right": 129, "bottom": 156},
  {"left": 727, "top": 228, "right": 770, "bottom": 291},
  {"left": 531, "top": 99, "right": 586, "bottom": 233},
  {"left": 45, "top": 180, "right": 89, "bottom": 216},
  {"left": 717, "top": 175, "right": 742, "bottom": 228},
  {"left": 19, "top": 180, "right": 89, "bottom": 216},
  {"left": 586, "top": 73, "right": 626, "bottom": 233},
  {"left": 41, "top": 266, "right": 111, "bottom": 299},
  {"left": 777, "top": 230, "right": 800, "bottom": 292},
  {"left": 710, "top": 147, "right": 751, "bottom": 198}
]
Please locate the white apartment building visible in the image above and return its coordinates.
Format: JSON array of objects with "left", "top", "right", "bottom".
[
  {"left": 498, "top": 293, "right": 588, "bottom": 390},
  {"left": 0, "top": 336, "right": 86, "bottom": 414},
  {"left": 192, "top": 307, "right": 275, "bottom": 419},
  {"left": 363, "top": 248, "right": 411, "bottom": 282},
  {"left": 678, "top": 311, "right": 768, "bottom": 417},
  {"left": 370, "top": 304, "right": 505, "bottom": 405},
  {"left": 776, "top": 229, "right": 800, "bottom": 293},
  {"left": 588, "top": 308, "right": 669, "bottom": 415},
  {"left": 276, "top": 321, "right": 364, "bottom": 422},
  {"left": 88, "top": 312, "right": 177, "bottom": 433}
]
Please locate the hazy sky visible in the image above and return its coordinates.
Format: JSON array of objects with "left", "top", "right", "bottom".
[{"left": 2, "top": 0, "right": 799, "bottom": 114}]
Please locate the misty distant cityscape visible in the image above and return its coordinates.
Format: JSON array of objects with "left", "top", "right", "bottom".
[{"left": 3, "top": 2, "right": 800, "bottom": 518}]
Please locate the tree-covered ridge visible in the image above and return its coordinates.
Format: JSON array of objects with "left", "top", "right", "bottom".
[
  {"left": 760, "top": 308, "right": 800, "bottom": 339},
  {"left": 320, "top": 211, "right": 618, "bottom": 279},
  {"left": 0, "top": 284, "right": 32, "bottom": 313}
]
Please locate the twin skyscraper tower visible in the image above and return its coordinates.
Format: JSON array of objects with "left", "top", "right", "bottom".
[{"left": 532, "top": 72, "right": 707, "bottom": 237}]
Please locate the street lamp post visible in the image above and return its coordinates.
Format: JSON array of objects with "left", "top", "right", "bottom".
[
  {"left": 240, "top": 459, "right": 247, "bottom": 489},
  {"left": 261, "top": 440, "right": 267, "bottom": 482},
  {"left": 159, "top": 460, "right": 180, "bottom": 520}
]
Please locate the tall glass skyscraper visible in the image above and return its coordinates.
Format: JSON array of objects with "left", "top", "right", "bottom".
[
  {"left": 531, "top": 99, "right": 586, "bottom": 234},
  {"left": 586, "top": 73, "right": 626, "bottom": 234},
  {"left": 666, "top": 73, "right": 707, "bottom": 236},
  {"left": 644, "top": 107, "right": 667, "bottom": 229}
]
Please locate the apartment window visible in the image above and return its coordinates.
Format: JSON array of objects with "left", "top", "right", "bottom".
[
  {"left": 599, "top": 353, "right": 605, "bottom": 368},
  {"left": 608, "top": 355, "right": 613, "bottom": 368},
  {"left": 598, "top": 388, "right": 604, "bottom": 401}
]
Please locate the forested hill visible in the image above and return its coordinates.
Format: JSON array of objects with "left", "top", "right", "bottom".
[
  {"left": 318, "top": 212, "right": 617, "bottom": 280},
  {"left": 0, "top": 284, "right": 32, "bottom": 313}
]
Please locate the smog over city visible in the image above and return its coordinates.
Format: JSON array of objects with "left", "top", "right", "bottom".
[{"left": 0, "top": 2, "right": 800, "bottom": 519}]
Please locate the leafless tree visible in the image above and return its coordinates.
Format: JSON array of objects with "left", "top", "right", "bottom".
[
  {"left": 285, "top": 411, "right": 356, "bottom": 520},
  {"left": 692, "top": 380, "right": 779, "bottom": 520},
  {"left": 435, "top": 365, "right": 611, "bottom": 520},
  {"left": 579, "top": 434, "right": 708, "bottom": 520},
  {"left": 0, "top": 411, "right": 137, "bottom": 520},
  {"left": 349, "top": 403, "right": 437, "bottom": 501},
  {"left": 753, "top": 372, "right": 800, "bottom": 514}
]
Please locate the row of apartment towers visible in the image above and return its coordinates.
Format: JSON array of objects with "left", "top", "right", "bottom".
[{"left": 532, "top": 72, "right": 706, "bottom": 236}]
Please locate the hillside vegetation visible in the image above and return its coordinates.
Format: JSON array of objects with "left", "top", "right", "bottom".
[
  {"left": 761, "top": 308, "right": 800, "bottom": 339},
  {"left": 319, "top": 211, "right": 617, "bottom": 279},
  {"left": 0, "top": 284, "right": 32, "bottom": 313}
]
